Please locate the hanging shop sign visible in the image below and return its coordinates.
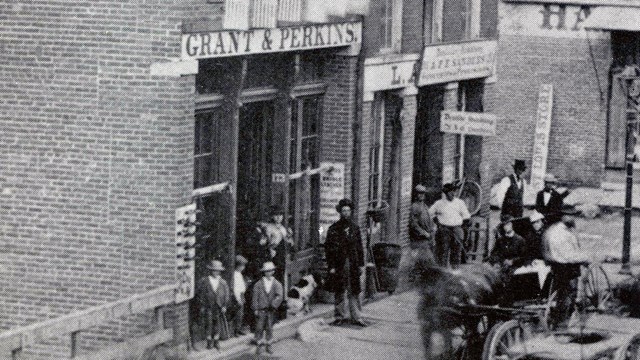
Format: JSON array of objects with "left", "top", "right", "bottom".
[
  {"left": 319, "top": 162, "right": 345, "bottom": 243},
  {"left": 529, "top": 84, "right": 554, "bottom": 193},
  {"left": 182, "top": 21, "right": 362, "bottom": 60},
  {"left": 363, "top": 55, "right": 420, "bottom": 96},
  {"left": 440, "top": 110, "right": 497, "bottom": 136},
  {"left": 418, "top": 40, "right": 497, "bottom": 86}
]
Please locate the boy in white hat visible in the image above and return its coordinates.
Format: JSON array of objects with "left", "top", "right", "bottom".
[
  {"left": 251, "top": 261, "right": 283, "bottom": 355},
  {"left": 195, "top": 259, "right": 230, "bottom": 351}
]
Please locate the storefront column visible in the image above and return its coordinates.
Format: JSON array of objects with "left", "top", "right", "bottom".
[
  {"left": 442, "top": 81, "right": 460, "bottom": 184},
  {"left": 397, "top": 88, "right": 418, "bottom": 245},
  {"left": 219, "top": 59, "right": 247, "bottom": 278}
]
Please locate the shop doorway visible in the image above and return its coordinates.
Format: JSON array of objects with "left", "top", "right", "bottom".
[{"left": 236, "top": 101, "right": 275, "bottom": 275}]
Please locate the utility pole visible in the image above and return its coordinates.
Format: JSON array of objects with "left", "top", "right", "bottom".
[{"left": 620, "top": 66, "right": 640, "bottom": 275}]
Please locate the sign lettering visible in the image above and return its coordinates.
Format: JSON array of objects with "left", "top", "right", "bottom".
[
  {"left": 418, "top": 40, "right": 497, "bottom": 86},
  {"left": 363, "top": 55, "right": 420, "bottom": 96},
  {"left": 182, "top": 22, "right": 362, "bottom": 60},
  {"left": 319, "top": 162, "right": 345, "bottom": 244},
  {"left": 529, "top": 84, "right": 554, "bottom": 193},
  {"left": 440, "top": 111, "right": 497, "bottom": 137}
]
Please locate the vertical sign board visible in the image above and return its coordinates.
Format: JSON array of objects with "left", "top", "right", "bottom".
[
  {"left": 319, "top": 162, "right": 345, "bottom": 243},
  {"left": 175, "top": 203, "right": 197, "bottom": 303},
  {"left": 530, "top": 84, "right": 554, "bottom": 193}
]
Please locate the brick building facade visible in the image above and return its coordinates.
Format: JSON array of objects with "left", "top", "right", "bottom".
[
  {"left": 0, "top": 0, "right": 364, "bottom": 357},
  {"left": 492, "top": 0, "right": 618, "bottom": 188}
]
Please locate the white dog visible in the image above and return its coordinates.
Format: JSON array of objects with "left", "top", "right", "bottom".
[{"left": 287, "top": 274, "right": 320, "bottom": 316}]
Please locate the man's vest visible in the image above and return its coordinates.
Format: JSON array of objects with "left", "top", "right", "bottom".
[{"left": 502, "top": 175, "right": 524, "bottom": 218}]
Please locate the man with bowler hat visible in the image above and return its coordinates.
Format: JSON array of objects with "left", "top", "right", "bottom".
[
  {"left": 195, "top": 259, "right": 230, "bottom": 351},
  {"left": 499, "top": 159, "right": 527, "bottom": 219},
  {"left": 325, "top": 198, "right": 367, "bottom": 327},
  {"left": 535, "top": 173, "right": 571, "bottom": 224},
  {"left": 429, "top": 183, "right": 471, "bottom": 268}
]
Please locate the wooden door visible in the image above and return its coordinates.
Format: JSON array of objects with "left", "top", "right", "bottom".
[{"left": 236, "top": 101, "right": 274, "bottom": 274}]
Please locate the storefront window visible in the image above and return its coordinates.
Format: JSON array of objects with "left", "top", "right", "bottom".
[
  {"left": 194, "top": 109, "right": 223, "bottom": 188},
  {"left": 289, "top": 96, "right": 322, "bottom": 251},
  {"left": 368, "top": 95, "right": 385, "bottom": 204}
]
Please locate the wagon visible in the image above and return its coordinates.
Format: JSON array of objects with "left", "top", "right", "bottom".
[
  {"left": 440, "top": 260, "right": 619, "bottom": 360},
  {"left": 478, "top": 261, "right": 640, "bottom": 360}
]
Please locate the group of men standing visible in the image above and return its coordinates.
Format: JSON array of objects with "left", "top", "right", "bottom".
[{"left": 409, "top": 182, "right": 471, "bottom": 268}]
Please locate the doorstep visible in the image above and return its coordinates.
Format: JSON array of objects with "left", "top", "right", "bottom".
[
  {"left": 187, "top": 293, "right": 392, "bottom": 360},
  {"left": 187, "top": 303, "right": 334, "bottom": 360}
]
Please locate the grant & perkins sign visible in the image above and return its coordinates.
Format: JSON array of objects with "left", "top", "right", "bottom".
[{"left": 182, "top": 22, "right": 362, "bottom": 60}]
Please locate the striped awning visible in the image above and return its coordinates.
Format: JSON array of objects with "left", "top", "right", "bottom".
[{"left": 583, "top": 6, "right": 640, "bottom": 31}]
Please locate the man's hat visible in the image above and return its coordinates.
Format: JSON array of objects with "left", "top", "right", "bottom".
[
  {"left": 235, "top": 255, "right": 248, "bottom": 266},
  {"left": 335, "top": 198, "right": 354, "bottom": 212},
  {"left": 442, "top": 183, "right": 459, "bottom": 194},
  {"left": 529, "top": 211, "right": 545, "bottom": 223},
  {"left": 260, "top": 261, "right": 277, "bottom": 272},
  {"left": 269, "top": 205, "right": 285, "bottom": 216},
  {"left": 544, "top": 173, "right": 559, "bottom": 183},
  {"left": 414, "top": 184, "right": 427, "bottom": 193},
  {"left": 513, "top": 159, "right": 527, "bottom": 171},
  {"left": 207, "top": 260, "right": 225, "bottom": 271}
]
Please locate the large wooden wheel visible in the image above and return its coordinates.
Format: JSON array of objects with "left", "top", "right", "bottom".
[
  {"left": 580, "top": 263, "right": 613, "bottom": 312},
  {"left": 481, "top": 320, "right": 533, "bottom": 360},
  {"left": 454, "top": 315, "right": 492, "bottom": 360}
]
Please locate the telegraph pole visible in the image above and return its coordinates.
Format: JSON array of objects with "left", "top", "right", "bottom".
[{"left": 620, "top": 67, "right": 640, "bottom": 275}]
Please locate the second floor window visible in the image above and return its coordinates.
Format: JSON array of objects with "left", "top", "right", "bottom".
[{"left": 381, "top": 0, "right": 394, "bottom": 49}]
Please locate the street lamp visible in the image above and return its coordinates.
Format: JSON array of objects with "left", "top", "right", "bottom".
[{"left": 618, "top": 65, "right": 640, "bottom": 275}]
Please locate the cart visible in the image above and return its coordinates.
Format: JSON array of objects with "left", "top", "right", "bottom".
[{"left": 432, "top": 260, "right": 617, "bottom": 359}]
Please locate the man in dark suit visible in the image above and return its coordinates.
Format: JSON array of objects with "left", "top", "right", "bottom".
[
  {"left": 251, "top": 261, "right": 284, "bottom": 355},
  {"left": 535, "top": 173, "right": 571, "bottom": 224},
  {"left": 500, "top": 159, "right": 527, "bottom": 219},
  {"left": 195, "top": 260, "right": 230, "bottom": 351},
  {"left": 325, "top": 198, "right": 367, "bottom": 327}
]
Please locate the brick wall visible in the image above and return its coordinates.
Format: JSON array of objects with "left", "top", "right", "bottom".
[
  {"left": 492, "top": 2, "right": 611, "bottom": 187},
  {"left": 0, "top": 0, "right": 208, "bottom": 356}
]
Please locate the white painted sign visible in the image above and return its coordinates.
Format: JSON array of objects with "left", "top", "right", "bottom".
[
  {"left": 363, "top": 55, "right": 419, "bottom": 95},
  {"left": 443, "top": 164, "right": 455, "bottom": 185},
  {"left": 440, "top": 111, "right": 497, "bottom": 136},
  {"left": 319, "top": 162, "right": 345, "bottom": 243},
  {"left": 175, "top": 203, "right": 197, "bottom": 303},
  {"left": 419, "top": 40, "right": 497, "bottom": 86},
  {"left": 182, "top": 22, "right": 362, "bottom": 60},
  {"left": 529, "top": 84, "right": 554, "bottom": 193},
  {"left": 499, "top": 2, "right": 608, "bottom": 39},
  {"left": 401, "top": 175, "right": 413, "bottom": 198}
]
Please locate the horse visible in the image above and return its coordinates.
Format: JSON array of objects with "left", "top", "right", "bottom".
[{"left": 414, "top": 253, "right": 502, "bottom": 359}]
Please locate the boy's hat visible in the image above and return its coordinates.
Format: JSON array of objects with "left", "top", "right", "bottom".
[
  {"left": 260, "top": 261, "right": 277, "bottom": 272},
  {"left": 235, "top": 255, "right": 248, "bottom": 266},
  {"left": 207, "top": 260, "right": 225, "bottom": 271},
  {"left": 529, "top": 211, "right": 545, "bottom": 223}
]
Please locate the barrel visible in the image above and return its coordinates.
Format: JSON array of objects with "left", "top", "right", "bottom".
[{"left": 372, "top": 243, "right": 402, "bottom": 293}]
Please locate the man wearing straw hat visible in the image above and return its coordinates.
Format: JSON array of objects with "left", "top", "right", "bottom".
[
  {"left": 409, "top": 184, "right": 435, "bottom": 254},
  {"left": 252, "top": 261, "right": 284, "bottom": 355},
  {"left": 195, "top": 259, "right": 230, "bottom": 351}
]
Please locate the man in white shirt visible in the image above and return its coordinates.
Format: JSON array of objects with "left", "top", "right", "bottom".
[
  {"left": 542, "top": 209, "right": 588, "bottom": 329},
  {"left": 429, "top": 183, "right": 471, "bottom": 268}
]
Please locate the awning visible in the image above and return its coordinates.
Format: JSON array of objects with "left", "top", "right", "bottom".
[{"left": 583, "top": 6, "right": 640, "bottom": 31}]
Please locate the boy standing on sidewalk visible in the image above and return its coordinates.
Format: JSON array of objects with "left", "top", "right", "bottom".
[{"left": 252, "top": 261, "right": 284, "bottom": 355}]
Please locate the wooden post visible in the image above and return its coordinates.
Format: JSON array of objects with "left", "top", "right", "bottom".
[{"left": 70, "top": 331, "right": 79, "bottom": 358}]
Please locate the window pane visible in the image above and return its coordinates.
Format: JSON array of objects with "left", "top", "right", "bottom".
[
  {"left": 290, "top": 139, "right": 298, "bottom": 173},
  {"left": 301, "top": 137, "right": 318, "bottom": 170},
  {"left": 194, "top": 156, "right": 212, "bottom": 189}
]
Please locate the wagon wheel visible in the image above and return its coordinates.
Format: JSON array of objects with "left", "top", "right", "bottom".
[
  {"left": 580, "top": 263, "right": 613, "bottom": 312},
  {"left": 541, "top": 276, "right": 557, "bottom": 331},
  {"left": 481, "top": 320, "right": 533, "bottom": 360},
  {"left": 454, "top": 315, "right": 492, "bottom": 360},
  {"left": 614, "top": 334, "right": 640, "bottom": 360}
]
